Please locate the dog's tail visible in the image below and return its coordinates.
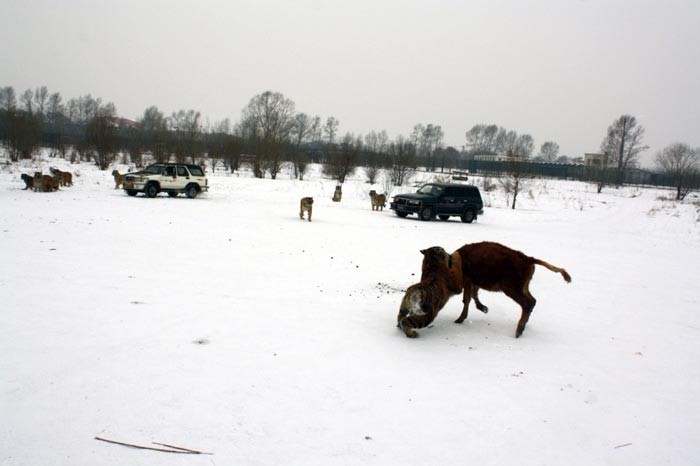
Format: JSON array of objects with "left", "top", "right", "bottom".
[{"left": 533, "top": 258, "right": 571, "bottom": 283}]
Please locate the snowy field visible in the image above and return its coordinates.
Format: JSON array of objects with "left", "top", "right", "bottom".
[{"left": 1, "top": 158, "right": 700, "bottom": 466}]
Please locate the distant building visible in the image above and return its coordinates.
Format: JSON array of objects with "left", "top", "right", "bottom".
[
  {"left": 584, "top": 153, "right": 608, "bottom": 168},
  {"left": 473, "top": 153, "right": 520, "bottom": 162},
  {"left": 105, "top": 117, "right": 140, "bottom": 129}
]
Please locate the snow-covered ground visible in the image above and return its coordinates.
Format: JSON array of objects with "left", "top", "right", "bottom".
[{"left": 1, "top": 158, "right": 699, "bottom": 466}]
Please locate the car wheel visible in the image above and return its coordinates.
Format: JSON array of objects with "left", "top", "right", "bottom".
[
  {"left": 168, "top": 191, "right": 178, "bottom": 197},
  {"left": 439, "top": 215, "right": 450, "bottom": 221},
  {"left": 461, "top": 208, "right": 476, "bottom": 223},
  {"left": 396, "top": 211, "right": 409, "bottom": 218},
  {"left": 126, "top": 190, "right": 138, "bottom": 197},
  {"left": 145, "top": 183, "right": 159, "bottom": 198},
  {"left": 185, "top": 184, "right": 199, "bottom": 199},
  {"left": 420, "top": 206, "right": 434, "bottom": 221}
]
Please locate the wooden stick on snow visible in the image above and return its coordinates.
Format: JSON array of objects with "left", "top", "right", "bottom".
[{"left": 94, "top": 436, "right": 211, "bottom": 455}]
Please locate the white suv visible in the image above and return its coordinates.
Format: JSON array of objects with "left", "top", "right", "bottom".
[{"left": 123, "top": 163, "right": 209, "bottom": 198}]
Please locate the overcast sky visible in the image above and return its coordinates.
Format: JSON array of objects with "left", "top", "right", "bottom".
[{"left": 2, "top": 0, "right": 699, "bottom": 165}]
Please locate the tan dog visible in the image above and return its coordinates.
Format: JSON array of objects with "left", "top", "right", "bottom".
[
  {"left": 299, "top": 197, "right": 313, "bottom": 222},
  {"left": 33, "top": 172, "right": 60, "bottom": 192},
  {"left": 49, "top": 167, "right": 73, "bottom": 187},
  {"left": 112, "top": 170, "right": 124, "bottom": 189},
  {"left": 369, "top": 190, "right": 387, "bottom": 211},
  {"left": 397, "top": 247, "right": 463, "bottom": 338}
]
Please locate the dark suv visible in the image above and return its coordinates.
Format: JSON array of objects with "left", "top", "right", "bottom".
[{"left": 390, "top": 183, "right": 484, "bottom": 223}]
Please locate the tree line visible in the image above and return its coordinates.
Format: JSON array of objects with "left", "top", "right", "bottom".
[
  {"left": 1, "top": 85, "right": 698, "bottom": 198},
  {"left": 0, "top": 86, "right": 457, "bottom": 188},
  {"left": 463, "top": 115, "right": 699, "bottom": 199}
]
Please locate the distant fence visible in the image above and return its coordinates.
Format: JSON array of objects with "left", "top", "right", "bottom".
[{"left": 454, "top": 159, "right": 677, "bottom": 189}]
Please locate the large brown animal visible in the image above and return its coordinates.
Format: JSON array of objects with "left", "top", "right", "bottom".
[
  {"left": 50, "top": 167, "right": 73, "bottom": 186},
  {"left": 454, "top": 241, "right": 571, "bottom": 338},
  {"left": 112, "top": 170, "right": 125, "bottom": 189},
  {"left": 299, "top": 197, "right": 313, "bottom": 222},
  {"left": 397, "top": 246, "right": 463, "bottom": 338},
  {"left": 21, "top": 174, "right": 34, "bottom": 190},
  {"left": 369, "top": 190, "right": 387, "bottom": 211}
]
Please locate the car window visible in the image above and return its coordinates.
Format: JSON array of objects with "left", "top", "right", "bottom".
[
  {"left": 189, "top": 166, "right": 204, "bottom": 176},
  {"left": 144, "top": 164, "right": 164, "bottom": 174},
  {"left": 177, "top": 166, "right": 188, "bottom": 177},
  {"left": 418, "top": 184, "right": 443, "bottom": 195},
  {"left": 164, "top": 166, "right": 175, "bottom": 176}
]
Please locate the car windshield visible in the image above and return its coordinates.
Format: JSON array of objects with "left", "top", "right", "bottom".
[
  {"left": 143, "top": 164, "right": 165, "bottom": 174},
  {"left": 417, "top": 184, "right": 444, "bottom": 195}
]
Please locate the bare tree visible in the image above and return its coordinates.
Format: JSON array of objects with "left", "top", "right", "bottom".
[
  {"left": 377, "top": 130, "right": 389, "bottom": 154},
  {"left": 363, "top": 129, "right": 389, "bottom": 184},
  {"left": 513, "top": 134, "right": 534, "bottom": 158},
  {"left": 291, "top": 113, "right": 319, "bottom": 178},
  {"left": 538, "top": 141, "right": 560, "bottom": 162},
  {"left": 0, "top": 86, "right": 17, "bottom": 111},
  {"left": 238, "top": 91, "right": 296, "bottom": 179},
  {"left": 323, "top": 116, "right": 339, "bottom": 144},
  {"left": 45, "top": 91, "right": 68, "bottom": 158},
  {"left": 296, "top": 152, "right": 311, "bottom": 180},
  {"left": 323, "top": 132, "right": 359, "bottom": 183},
  {"left": 1, "top": 86, "right": 44, "bottom": 161},
  {"left": 600, "top": 114, "right": 649, "bottom": 185},
  {"left": 495, "top": 128, "right": 516, "bottom": 155},
  {"left": 1, "top": 110, "right": 41, "bottom": 161},
  {"left": 46, "top": 92, "right": 64, "bottom": 123},
  {"left": 235, "top": 116, "right": 264, "bottom": 177},
  {"left": 655, "top": 143, "right": 699, "bottom": 200},
  {"left": 498, "top": 160, "right": 532, "bottom": 209},
  {"left": 489, "top": 127, "right": 535, "bottom": 159},
  {"left": 67, "top": 94, "right": 99, "bottom": 123},
  {"left": 388, "top": 135, "right": 417, "bottom": 186},
  {"left": 20, "top": 89, "right": 34, "bottom": 114},
  {"left": 222, "top": 134, "right": 243, "bottom": 173},
  {"left": 81, "top": 101, "right": 118, "bottom": 167},
  {"left": 86, "top": 116, "right": 119, "bottom": 170},
  {"left": 380, "top": 169, "right": 395, "bottom": 198},
  {"left": 465, "top": 123, "right": 499, "bottom": 154},
  {"left": 364, "top": 163, "right": 380, "bottom": 184},
  {"left": 364, "top": 130, "right": 388, "bottom": 155},
  {"left": 412, "top": 123, "right": 444, "bottom": 171},
  {"left": 169, "top": 109, "right": 202, "bottom": 164},
  {"left": 410, "top": 123, "right": 424, "bottom": 146},
  {"left": 436, "top": 146, "right": 460, "bottom": 173},
  {"left": 139, "top": 105, "right": 168, "bottom": 163},
  {"left": 33, "top": 86, "right": 49, "bottom": 118}
]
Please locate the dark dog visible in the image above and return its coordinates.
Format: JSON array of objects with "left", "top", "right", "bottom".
[{"left": 21, "top": 174, "right": 34, "bottom": 190}]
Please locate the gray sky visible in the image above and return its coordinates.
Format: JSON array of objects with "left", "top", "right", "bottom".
[{"left": 2, "top": 0, "right": 699, "bottom": 166}]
